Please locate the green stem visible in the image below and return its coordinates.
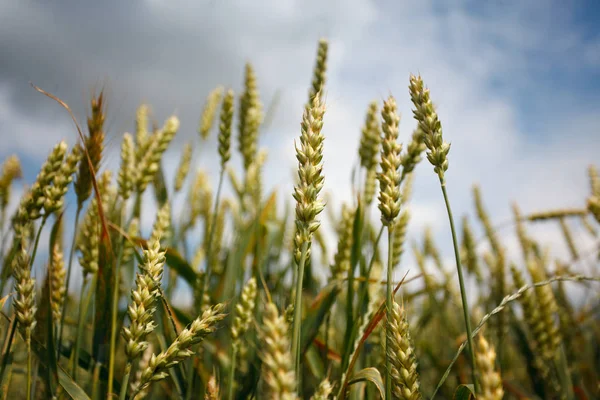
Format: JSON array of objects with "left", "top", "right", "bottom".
[
  {"left": 343, "top": 226, "right": 385, "bottom": 368},
  {"left": 9, "top": 217, "right": 46, "bottom": 400},
  {"left": 119, "top": 363, "right": 132, "bottom": 400},
  {"left": 59, "top": 204, "right": 82, "bottom": 354},
  {"left": 87, "top": 277, "right": 99, "bottom": 376},
  {"left": 133, "top": 192, "right": 142, "bottom": 221},
  {"left": 385, "top": 226, "right": 393, "bottom": 400},
  {"left": 556, "top": 345, "right": 574, "bottom": 400},
  {"left": 358, "top": 226, "right": 384, "bottom": 304},
  {"left": 440, "top": 181, "right": 479, "bottom": 393},
  {"left": 343, "top": 225, "right": 384, "bottom": 368},
  {"left": 342, "top": 203, "right": 364, "bottom": 370},
  {"left": 26, "top": 336, "right": 31, "bottom": 400},
  {"left": 30, "top": 216, "right": 47, "bottom": 267},
  {"left": 183, "top": 351, "right": 196, "bottom": 400},
  {"left": 107, "top": 207, "right": 127, "bottom": 399},
  {"left": 227, "top": 346, "right": 238, "bottom": 400},
  {"left": 183, "top": 168, "right": 225, "bottom": 400},
  {"left": 291, "top": 240, "right": 309, "bottom": 392},
  {"left": 197, "top": 168, "right": 225, "bottom": 313},
  {"left": 324, "top": 313, "right": 331, "bottom": 370},
  {"left": 0, "top": 209, "right": 7, "bottom": 263},
  {"left": 91, "top": 362, "right": 101, "bottom": 400},
  {"left": 71, "top": 276, "right": 90, "bottom": 379}
]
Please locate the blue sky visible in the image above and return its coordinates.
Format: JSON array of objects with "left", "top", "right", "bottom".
[{"left": 1, "top": 0, "right": 598, "bottom": 296}]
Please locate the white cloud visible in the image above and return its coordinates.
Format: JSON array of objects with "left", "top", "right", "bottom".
[{"left": 0, "top": 0, "right": 598, "bottom": 302}]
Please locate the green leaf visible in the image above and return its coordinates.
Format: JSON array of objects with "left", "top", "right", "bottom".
[
  {"left": 347, "top": 367, "right": 384, "bottom": 399},
  {"left": 305, "top": 345, "right": 325, "bottom": 380},
  {"left": 342, "top": 200, "right": 364, "bottom": 369},
  {"left": 171, "top": 305, "right": 193, "bottom": 327},
  {"left": 58, "top": 366, "right": 92, "bottom": 400},
  {"left": 165, "top": 249, "right": 198, "bottom": 287},
  {"left": 453, "top": 384, "right": 475, "bottom": 400},
  {"left": 30, "top": 337, "right": 92, "bottom": 399},
  {"left": 300, "top": 282, "right": 341, "bottom": 355},
  {"left": 221, "top": 227, "right": 253, "bottom": 302},
  {"left": 152, "top": 165, "right": 169, "bottom": 208}
]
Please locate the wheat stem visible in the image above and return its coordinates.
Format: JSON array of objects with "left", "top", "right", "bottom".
[
  {"left": 227, "top": 346, "right": 238, "bottom": 400},
  {"left": 291, "top": 240, "right": 309, "bottom": 391},
  {"left": 71, "top": 275, "right": 90, "bottom": 379},
  {"left": 88, "top": 361, "right": 100, "bottom": 400},
  {"left": 107, "top": 206, "right": 127, "bottom": 398},
  {"left": 26, "top": 338, "right": 31, "bottom": 400},
  {"left": 556, "top": 344, "right": 575, "bottom": 400},
  {"left": 385, "top": 226, "right": 393, "bottom": 400},
  {"left": 119, "top": 363, "right": 132, "bottom": 400},
  {"left": 198, "top": 167, "right": 225, "bottom": 315},
  {"left": 354, "top": 225, "right": 384, "bottom": 324},
  {"left": 29, "top": 216, "right": 47, "bottom": 268},
  {"left": 59, "top": 204, "right": 82, "bottom": 354},
  {"left": 186, "top": 168, "right": 225, "bottom": 400},
  {"left": 440, "top": 181, "right": 478, "bottom": 393}
]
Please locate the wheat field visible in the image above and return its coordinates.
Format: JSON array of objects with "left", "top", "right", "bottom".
[{"left": 0, "top": 38, "right": 599, "bottom": 400}]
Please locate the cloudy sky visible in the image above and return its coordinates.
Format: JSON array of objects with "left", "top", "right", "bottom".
[{"left": 1, "top": 0, "right": 599, "bottom": 297}]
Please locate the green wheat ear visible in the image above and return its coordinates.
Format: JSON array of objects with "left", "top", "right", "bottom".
[
  {"left": 135, "top": 303, "right": 227, "bottom": 396},
  {"left": 586, "top": 165, "right": 600, "bottom": 223},
  {"left": 231, "top": 277, "right": 257, "bottom": 346},
  {"left": 293, "top": 91, "right": 326, "bottom": 248},
  {"left": 309, "top": 38, "right": 329, "bottom": 105},
  {"left": 49, "top": 245, "right": 66, "bottom": 325},
  {"left": 199, "top": 86, "right": 225, "bottom": 140},
  {"left": 174, "top": 142, "right": 193, "bottom": 193},
  {"left": 329, "top": 204, "right": 355, "bottom": 282},
  {"left": 0, "top": 155, "right": 22, "bottom": 210},
  {"left": 238, "top": 64, "right": 263, "bottom": 170},
  {"left": 358, "top": 100, "right": 381, "bottom": 204},
  {"left": 409, "top": 74, "right": 449, "bottom": 183},
  {"left": 377, "top": 95, "right": 402, "bottom": 227}
]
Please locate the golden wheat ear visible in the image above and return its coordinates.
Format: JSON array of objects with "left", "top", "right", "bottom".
[
  {"left": 259, "top": 302, "right": 296, "bottom": 400},
  {"left": 199, "top": 86, "right": 225, "bottom": 140},
  {"left": 75, "top": 92, "right": 105, "bottom": 206},
  {"left": 475, "top": 335, "right": 504, "bottom": 400},
  {"left": 386, "top": 301, "right": 422, "bottom": 400}
]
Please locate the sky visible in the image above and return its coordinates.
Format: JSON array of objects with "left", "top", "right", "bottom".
[{"left": 1, "top": 0, "right": 599, "bottom": 302}]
